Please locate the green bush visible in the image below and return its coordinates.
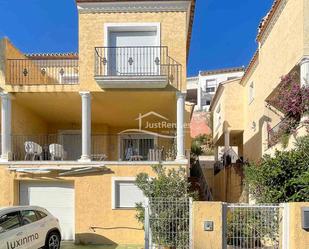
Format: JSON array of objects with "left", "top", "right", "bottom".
[
  {"left": 191, "top": 134, "right": 214, "bottom": 158},
  {"left": 244, "top": 135, "right": 309, "bottom": 203},
  {"left": 227, "top": 208, "right": 280, "bottom": 248},
  {"left": 135, "top": 164, "right": 197, "bottom": 248}
]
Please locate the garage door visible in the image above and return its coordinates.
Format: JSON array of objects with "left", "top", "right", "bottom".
[{"left": 19, "top": 181, "right": 75, "bottom": 240}]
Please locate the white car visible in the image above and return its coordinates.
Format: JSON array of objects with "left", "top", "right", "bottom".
[{"left": 0, "top": 206, "right": 61, "bottom": 249}]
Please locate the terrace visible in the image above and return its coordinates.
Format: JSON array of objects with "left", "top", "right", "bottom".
[
  {"left": 5, "top": 53, "right": 79, "bottom": 85},
  {"left": 0, "top": 91, "right": 189, "bottom": 164},
  {"left": 4, "top": 46, "right": 181, "bottom": 89}
]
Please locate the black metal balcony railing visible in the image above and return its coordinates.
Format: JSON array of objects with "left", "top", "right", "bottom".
[
  {"left": 267, "top": 116, "right": 292, "bottom": 148},
  {"left": 6, "top": 58, "right": 79, "bottom": 85},
  {"left": 10, "top": 134, "right": 177, "bottom": 162},
  {"left": 94, "top": 46, "right": 181, "bottom": 88}
]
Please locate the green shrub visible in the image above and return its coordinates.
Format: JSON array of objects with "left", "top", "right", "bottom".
[
  {"left": 244, "top": 135, "right": 309, "bottom": 203},
  {"left": 135, "top": 164, "right": 197, "bottom": 248},
  {"left": 191, "top": 134, "right": 214, "bottom": 158}
]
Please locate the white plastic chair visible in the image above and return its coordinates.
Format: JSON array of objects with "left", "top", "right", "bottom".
[
  {"left": 24, "top": 141, "right": 43, "bottom": 161},
  {"left": 49, "top": 144, "right": 66, "bottom": 161}
]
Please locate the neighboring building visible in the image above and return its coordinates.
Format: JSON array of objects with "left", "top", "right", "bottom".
[
  {"left": 187, "top": 67, "right": 244, "bottom": 138},
  {"left": 186, "top": 76, "right": 198, "bottom": 105},
  {"left": 0, "top": 0, "right": 195, "bottom": 246},
  {"left": 210, "top": 0, "right": 309, "bottom": 164},
  {"left": 187, "top": 67, "right": 245, "bottom": 112}
]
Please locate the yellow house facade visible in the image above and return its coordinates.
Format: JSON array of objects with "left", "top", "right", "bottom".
[
  {"left": 0, "top": 0, "right": 195, "bottom": 246},
  {"left": 211, "top": 0, "right": 309, "bottom": 164}
]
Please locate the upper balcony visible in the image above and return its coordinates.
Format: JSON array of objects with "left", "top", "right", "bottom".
[
  {"left": 94, "top": 46, "right": 181, "bottom": 89},
  {"left": 4, "top": 46, "right": 181, "bottom": 90},
  {"left": 5, "top": 55, "right": 79, "bottom": 85}
]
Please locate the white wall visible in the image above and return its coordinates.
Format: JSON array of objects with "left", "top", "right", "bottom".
[
  {"left": 187, "top": 70, "right": 245, "bottom": 112},
  {"left": 197, "top": 71, "right": 244, "bottom": 111}
]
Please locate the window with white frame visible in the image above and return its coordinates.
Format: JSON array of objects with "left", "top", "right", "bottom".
[
  {"left": 104, "top": 23, "right": 160, "bottom": 76},
  {"left": 112, "top": 178, "right": 145, "bottom": 209},
  {"left": 203, "top": 79, "right": 217, "bottom": 92},
  {"left": 249, "top": 82, "right": 254, "bottom": 104}
]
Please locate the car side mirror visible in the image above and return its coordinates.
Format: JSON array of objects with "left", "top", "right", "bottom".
[{"left": 0, "top": 226, "right": 5, "bottom": 234}]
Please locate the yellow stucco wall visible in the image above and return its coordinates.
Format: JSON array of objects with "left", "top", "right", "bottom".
[
  {"left": 192, "top": 202, "right": 224, "bottom": 249},
  {"left": 78, "top": 11, "right": 187, "bottom": 91},
  {"left": 0, "top": 4, "right": 192, "bottom": 248},
  {"left": 12, "top": 100, "right": 49, "bottom": 135},
  {"left": 242, "top": 0, "right": 305, "bottom": 161},
  {"left": 192, "top": 201, "right": 309, "bottom": 249},
  {"left": 212, "top": 0, "right": 308, "bottom": 162},
  {"left": 212, "top": 79, "right": 244, "bottom": 145},
  {"left": 0, "top": 163, "right": 186, "bottom": 245},
  {"left": 223, "top": 80, "right": 244, "bottom": 132},
  {"left": 304, "top": 0, "right": 309, "bottom": 55},
  {"left": 288, "top": 202, "right": 309, "bottom": 249}
]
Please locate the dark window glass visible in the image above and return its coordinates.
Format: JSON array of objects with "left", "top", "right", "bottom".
[
  {"left": 0, "top": 211, "right": 21, "bottom": 233},
  {"left": 227, "top": 76, "right": 237, "bottom": 80},
  {"left": 36, "top": 210, "right": 47, "bottom": 219},
  {"left": 206, "top": 87, "right": 215, "bottom": 93},
  {"left": 21, "top": 210, "right": 38, "bottom": 225}
]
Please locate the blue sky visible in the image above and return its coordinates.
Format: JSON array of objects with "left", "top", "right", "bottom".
[{"left": 0, "top": 0, "right": 273, "bottom": 76}]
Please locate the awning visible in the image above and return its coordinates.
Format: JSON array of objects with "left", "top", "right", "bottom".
[{"left": 8, "top": 165, "right": 108, "bottom": 176}]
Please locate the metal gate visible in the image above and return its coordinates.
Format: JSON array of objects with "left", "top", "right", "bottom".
[
  {"left": 144, "top": 197, "right": 193, "bottom": 249},
  {"left": 224, "top": 204, "right": 284, "bottom": 249}
]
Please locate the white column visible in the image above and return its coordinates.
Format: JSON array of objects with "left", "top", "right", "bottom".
[
  {"left": 197, "top": 84, "right": 202, "bottom": 111},
  {"left": 176, "top": 92, "right": 186, "bottom": 161},
  {"left": 0, "top": 93, "right": 12, "bottom": 162},
  {"left": 300, "top": 57, "right": 309, "bottom": 87},
  {"left": 224, "top": 129, "right": 230, "bottom": 152},
  {"left": 79, "top": 91, "right": 91, "bottom": 162}
]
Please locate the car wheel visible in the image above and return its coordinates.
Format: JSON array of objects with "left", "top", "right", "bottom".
[{"left": 45, "top": 231, "right": 61, "bottom": 249}]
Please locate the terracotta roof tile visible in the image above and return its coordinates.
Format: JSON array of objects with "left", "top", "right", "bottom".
[
  {"left": 200, "top": 66, "right": 245, "bottom": 76},
  {"left": 257, "top": 0, "right": 281, "bottom": 41},
  {"left": 25, "top": 53, "right": 78, "bottom": 59},
  {"left": 240, "top": 50, "right": 259, "bottom": 84}
]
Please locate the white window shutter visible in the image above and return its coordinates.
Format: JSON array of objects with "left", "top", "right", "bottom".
[{"left": 115, "top": 181, "right": 144, "bottom": 208}]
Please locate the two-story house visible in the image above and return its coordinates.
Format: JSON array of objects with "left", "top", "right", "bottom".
[
  {"left": 210, "top": 0, "right": 309, "bottom": 164},
  {"left": 0, "top": 0, "right": 195, "bottom": 246}
]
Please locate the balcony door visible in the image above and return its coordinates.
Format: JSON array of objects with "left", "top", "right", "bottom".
[
  {"left": 108, "top": 31, "right": 159, "bottom": 76},
  {"left": 119, "top": 134, "right": 156, "bottom": 161},
  {"left": 59, "top": 130, "right": 82, "bottom": 161}
]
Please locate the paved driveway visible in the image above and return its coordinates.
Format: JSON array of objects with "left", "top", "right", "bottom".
[{"left": 61, "top": 242, "right": 143, "bottom": 249}]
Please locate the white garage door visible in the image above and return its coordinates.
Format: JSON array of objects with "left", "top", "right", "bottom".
[{"left": 19, "top": 181, "right": 75, "bottom": 240}]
